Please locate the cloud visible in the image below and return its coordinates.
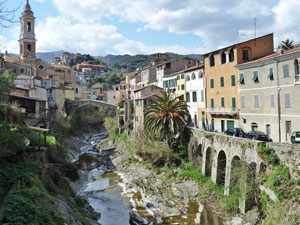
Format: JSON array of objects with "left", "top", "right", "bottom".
[{"left": 51, "top": 0, "right": 284, "bottom": 50}]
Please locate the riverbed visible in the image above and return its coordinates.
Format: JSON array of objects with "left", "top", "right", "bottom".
[{"left": 70, "top": 131, "right": 225, "bottom": 225}]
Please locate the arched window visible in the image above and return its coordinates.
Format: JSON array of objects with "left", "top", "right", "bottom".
[
  {"left": 294, "top": 59, "right": 299, "bottom": 76},
  {"left": 220, "top": 50, "right": 226, "bottom": 64},
  {"left": 186, "top": 75, "right": 190, "bottom": 81},
  {"left": 229, "top": 48, "right": 234, "bottom": 62},
  {"left": 192, "top": 73, "right": 196, "bottom": 80},
  {"left": 251, "top": 122, "right": 258, "bottom": 131},
  {"left": 208, "top": 54, "right": 215, "bottom": 67},
  {"left": 27, "top": 22, "right": 31, "bottom": 32},
  {"left": 198, "top": 71, "right": 204, "bottom": 79},
  {"left": 27, "top": 44, "right": 31, "bottom": 52}
]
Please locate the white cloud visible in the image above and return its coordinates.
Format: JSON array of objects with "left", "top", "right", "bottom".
[{"left": 0, "top": 34, "right": 19, "bottom": 53}]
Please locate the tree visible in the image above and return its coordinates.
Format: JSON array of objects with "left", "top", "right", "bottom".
[
  {"left": 144, "top": 91, "right": 189, "bottom": 148},
  {"left": 0, "top": 0, "right": 20, "bottom": 29},
  {"left": 0, "top": 69, "right": 15, "bottom": 103},
  {"left": 277, "top": 39, "right": 298, "bottom": 51}
]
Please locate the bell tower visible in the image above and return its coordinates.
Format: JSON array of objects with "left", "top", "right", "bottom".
[{"left": 19, "top": 0, "right": 36, "bottom": 63}]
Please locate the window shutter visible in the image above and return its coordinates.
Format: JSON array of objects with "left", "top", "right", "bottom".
[
  {"left": 285, "top": 93, "right": 291, "bottom": 108},
  {"left": 220, "top": 77, "right": 224, "bottom": 87},
  {"left": 221, "top": 97, "right": 225, "bottom": 107},
  {"left": 270, "top": 95, "right": 275, "bottom": 108},
  {"left": 241, "top": 96, "right": 245, "bottom": 108},
  {"left": 283, "top": 65, "right": 289, "bottom": 78},
  {"left": 201, "top": 90, "right": 204, "bottom": 102},
  {"left": 232, "top": 97, "right": 236, "bottom": 110},
  {"left": 211, "top": 99, "right": 214, "bottom": 109},
  {"left": 231, "top": 75, "right": 236, "bottom": 86},
  {"left": 210, "top": 79, "right": 214, "bottom": 88}
]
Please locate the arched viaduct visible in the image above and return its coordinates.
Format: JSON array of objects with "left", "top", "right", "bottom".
[{"left": 188, "top": 129, "right": 266, "bottom": 213}]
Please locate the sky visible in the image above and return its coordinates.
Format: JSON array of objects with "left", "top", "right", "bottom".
[{"left": 0, "top": 0, "right": 300, "bottom": 56}]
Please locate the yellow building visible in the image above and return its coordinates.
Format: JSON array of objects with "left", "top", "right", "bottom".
[
  {"left": 204, "top": 33, "right": 274, "bottom": 132},
  {"left": 175, "top": 70, "right": 186, "bottom": 101}
]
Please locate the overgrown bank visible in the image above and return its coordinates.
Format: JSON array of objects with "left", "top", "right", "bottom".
[
  {"left": 0, "top": 105, "right": 106, "bottom": 225},
  {"left": 105, "top": 117, "right": 300, "bottom": 225}
]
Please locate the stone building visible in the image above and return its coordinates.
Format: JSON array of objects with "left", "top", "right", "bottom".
[
  {"left": 237, "top": 47, "right": 300, "bottom": 143},
  {"left": 204, "top": 33, "right": 274, "bottom": 132}
]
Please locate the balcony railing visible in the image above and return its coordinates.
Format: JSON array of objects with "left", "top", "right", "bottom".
[{"left": 205, "top": 108, "right": 237, "bottom": 115}]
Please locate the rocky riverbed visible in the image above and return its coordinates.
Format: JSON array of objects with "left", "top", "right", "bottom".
[{"left": 67, "top": 131, "right": 250, "bottom": 225}]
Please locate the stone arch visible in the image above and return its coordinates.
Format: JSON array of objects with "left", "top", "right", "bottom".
[
  {"left": 27, "top": 44, "right": 32, "bottom": 52},
  {"left": 259, "top": 162, "right": 266, "bottom": 174},
  {"left": 27, "top": 22, "right": 31, "bottom": 32},
  {"left": 216, "top": 150, "right": 226, "bottom": 185},
  {"left": 294, "top": 59, "right": 299, "bottom": 75},
  {"left": 205, "top": 147, "right": 212, "bottom": 177},
  {"left": 192, "top": 142, "right": 203, "bottom": 165},
  {"left": 230, "top": 155, "right": 241, "bottom": 194},
  {"left": 245, "top": 162, "right": 257, "bottom": 211}
]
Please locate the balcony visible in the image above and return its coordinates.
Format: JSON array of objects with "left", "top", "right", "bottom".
[{"left": 206, "top": 108, "right": 237, "bottom": 116}]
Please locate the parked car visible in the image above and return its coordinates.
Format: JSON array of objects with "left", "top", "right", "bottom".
[
  {"left": 245, "top": 131, "right": 269, "bottom": 141},
  {"left": 291, "top": 131, "right": 300, "bottom": 143},
  {"left": 224, "top": 128, "right": 246, "bottom": 137}
]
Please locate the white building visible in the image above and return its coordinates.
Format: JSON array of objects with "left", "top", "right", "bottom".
[{"left": 185, "top": 65, "right": 205, "bottom": 128}]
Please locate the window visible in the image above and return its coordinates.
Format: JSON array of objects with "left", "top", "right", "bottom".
[
  {"left": 27, "top": 44, "right": 32, "bottom": 52},
  {"left": 254, "top": 95, "right": 259, "bottom": 108},
  {"left": 177, "top": 75, "right": 180, "bottom": 80},
  {"left": 242, "top": 50, "right": 249, "bottom": 61},
  {"left": 268, "top": 68, "right": 274, "bottom": 80},
  {"left": 286, "top": 121, "right": 291, "bottom": 134},
  {"left": 231, "top": 75, "right": 236, "bottom": 86},
  {"left": 39, "top": 65, "right": 45, "bottom": 71},
  {"left": 27, "top": 22, "right": 31, "bottom": 32},
  {"left": 75, "top": 88, "right": 78, "bottom": 94},
  {"left": 220, "top": 51, "right": 226, "bottom": 64},
  {"left": 49, "top": 89, "right": 52, "bottom": 94},
  {"left": 20, "top": 69, "right": 25, "bottom": 74},
  {"left": 252, "top": 71, "right": 259, "bottom": 83},
  {"left": 241, "top": 96, "right": 245, "bottom": 108},
  {"left": 192, "top": 73, "right": 196, "bottom": 80},
  {"left": 186, "top": 75, "right": 190, "bottom": 81},
  {"left": 229, "top": 48, "right": 234, "bottom": 62},
  {"left": 221, "top": 97, "right": 225, "bottom": 107},
  {"left": 135, "top": 116, "right": 138, "bottom": 121},
  {"left": 239, "top": 73, "right": 245, "bottom": 85},
  {"left": 178, "top": 85, "right": 180, "bottom": 90},
  {"left": 211, "top": 99, "right": 214, "bottom": 109},
  {"left": 181, "top": 74, "right": 184, "bottom": 79},
  {"left": 270, "top": 94, "right": 275, "bottom": 108},
  {"left": 166, "top": 63, "right": 171, "bottom": 69},
  {"left": 186, "top": 92, "right": 190, "bottom": 102},
  {"left": 198, "top": 71, "right": 204, "bottom": 79},
  {"left": 201, "top": 90, "right": 204, "bottom": 102},
  {"left": 295, "top": 59, "right": 299, "bottom": 75},
  {"left": 284, "top": 93, "right": 291, "bottom": 108},
  {"left": 192, "top": 91, "right": 197, "bottom": 102},
  {"left": 283, "top": 65, "right": 289, "bottom": 78},
  {"left": 136, "top": 100, "right": 139, "bottom": 106},
  {"left": 232, "top": 97, "right": 236, "bottom": 111},
  {"left": 209, "top": 55, "right": 215, "bottom": 67},
  {"left": 210, "top": 79, "right": 214, "bottom": 88},
  {"left": 181, "top": 84, "right": 185, "bottom": 90},
  {"left": 220, "top": 77, "right": 224, "bottom": 87}
]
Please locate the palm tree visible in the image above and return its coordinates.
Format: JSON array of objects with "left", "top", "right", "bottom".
[
  {"left": 277, "top": 39, "right": 297, "bottom": 51},
  {"left": 144, "top": 91, "right": 189, "bottom": 148}
]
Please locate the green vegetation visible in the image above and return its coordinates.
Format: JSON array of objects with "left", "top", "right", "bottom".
[
  {"left": 0, "top": 69, "right": 15, "bottom": 103},
  {"left": 84, "top": 71, "right": 125, "bottom": 89},
  {"left": 257, "top": 144, "right": 279, "bottom": 166},
  {"left": 71, "top": 54, "right": 107, "bottom": 67},
  {"left": 144, "top": 91, "right": 189, "bottom": 148},
  {"left": 108, "top": 53, "right": 189, "bottom": 72},
  {"left": 277, "top": 39, "right": 299, "bottom": 51}
]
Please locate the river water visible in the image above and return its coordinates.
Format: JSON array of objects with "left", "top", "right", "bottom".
[{"left": 71, "top": 132, "right": 224, "bottom": 225}]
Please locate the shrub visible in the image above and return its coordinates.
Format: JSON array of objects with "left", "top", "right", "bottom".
[{"left": 257, "top": 144, "right": 279, "bottom": 166}]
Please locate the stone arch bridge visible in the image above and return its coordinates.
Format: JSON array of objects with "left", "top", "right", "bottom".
[
  {"left": 188, "top": 129, "right": 266, "bottom": 213},
  {"left": 67, "top": 100, "right": 117, "bottom": 117}
]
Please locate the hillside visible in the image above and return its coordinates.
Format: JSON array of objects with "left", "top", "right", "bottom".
[
  {"left": 95, "top": 54, "right": 131, "bottom": 63},
  {"left": 108, "top": 53, "right": 203, "bottom": 72},
  {"left": 36, "top": 50, "right": 65, "bottom": 62}
]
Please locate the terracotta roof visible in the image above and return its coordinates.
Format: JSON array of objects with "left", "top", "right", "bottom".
[
  {"left": 164, "top": 64, "right": 204, "bottom": 77},
  {"left": 9, "top": 94, "right": 46, "bottom": 102},
  {"left": 51, "top": 64, "right": 71, "bottom": 69},
  {"left": 91, "top": 83, "right": 102, "bottom": 89},
  {"left": 237, "top": 46, "right": 300, "bottom": 66},
  {"left": 5, "top": 56, "right": 21, "bottom": 63}
]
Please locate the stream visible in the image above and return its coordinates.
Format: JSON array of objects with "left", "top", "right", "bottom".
[{"left": 70, "top": 131, "right": 224, "bottom": 225}]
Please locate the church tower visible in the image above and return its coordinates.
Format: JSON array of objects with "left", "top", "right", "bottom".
[{"left": 19, "top": 0, "right": 36, "bottom": 63}]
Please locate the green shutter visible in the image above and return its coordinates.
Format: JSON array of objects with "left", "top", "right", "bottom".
[
  {"left": 193, "top": 92, "right": 197, "bottom": 102},
  {"left": 231, "top": 75, "right": 236, "bottom": 86},
  {"left": 239, "top": 73, "right": 244, "bottom": 84},
  {"left": 283, "top": 65, "right": 289, "bottom": 78},
  {"left": 221, "top": 97, "right": 225, "bottom": 107},
  {"left": 220, "top": 77, "right": 224, "bottom": 87},
  {"left": 211, "top": 98, "right": 214, "bottom": 109},
  {"left": 201, "top": 90, "right": 204, "bottom": 102},
  {"left": 232, "top": 97, "right": 236, "bottom": 111},
  {"left": 186, "top": 92, "right": 190, "bottom": 102},
  {"left": 210, "top": 79, "right": 214, "bottom": 88}
]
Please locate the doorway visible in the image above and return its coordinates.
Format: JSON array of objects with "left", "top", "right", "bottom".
[
  {"left": 266, "top": 124, "right": 271, "bottom": 139},
  {"left": 221, "top": 120, "right": 225, "bottom": 132}
]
